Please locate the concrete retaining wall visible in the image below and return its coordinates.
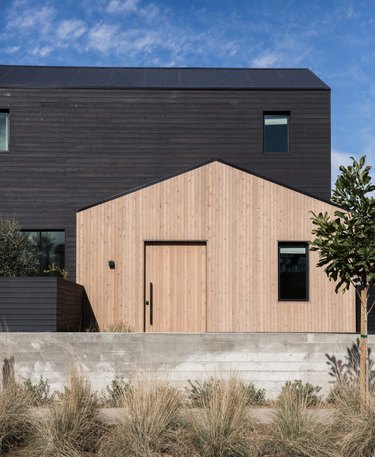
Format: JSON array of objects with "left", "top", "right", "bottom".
[{"left": 0, "top": 333, "right": 371, "bottom": 398}]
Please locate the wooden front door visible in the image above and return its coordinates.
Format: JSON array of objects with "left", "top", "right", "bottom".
[{"left": 144, "top": 242, "right": 206, "bottom": 332}]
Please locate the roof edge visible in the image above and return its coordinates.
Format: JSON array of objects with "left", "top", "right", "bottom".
[{"left": 77, "top": 158, "right": 340, "bottom": 212}]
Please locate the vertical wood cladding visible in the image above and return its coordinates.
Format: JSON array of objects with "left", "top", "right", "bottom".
[
  {"left": 0, "top": 88, "right": 330, "bottom": 280},
  {"left": 77, "top": 162, "right": 354, "bottom": 333}
]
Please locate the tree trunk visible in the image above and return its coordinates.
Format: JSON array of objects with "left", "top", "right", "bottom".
[{"left": 360, "top": 286, "right": 368, "bottom": 408}]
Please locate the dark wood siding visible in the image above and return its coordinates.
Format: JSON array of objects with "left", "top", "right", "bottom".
[
  {"left": 0, "top": 88, "right": 330, "bottom": 279},
  {"left": 56, "top": 278, "right": 83, "bottom": 331},
  {"left": 0, "top": 277, "right": 56, "bottom": 331}
]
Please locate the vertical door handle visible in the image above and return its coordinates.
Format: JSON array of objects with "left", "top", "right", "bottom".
[{"left": 149, "top": 282, "right": 153, "bottom": 326}]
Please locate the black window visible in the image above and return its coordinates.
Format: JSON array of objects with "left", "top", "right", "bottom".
[
  {"left": 278, "top": 242, "right": 308, "bottom": 300},
  {"left": 21, "top": 231, "right": 65, "bottom": 276},
  {"left": 264, "top": 113, "right": 289, "bottom": 153},
  {"left": 0, "top": 110, "right": 9, "bottom": 152}
]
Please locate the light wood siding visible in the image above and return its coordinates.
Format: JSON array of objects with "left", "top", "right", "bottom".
[{"left": 77, "top": 161, "right": 355, "bottom": 332}]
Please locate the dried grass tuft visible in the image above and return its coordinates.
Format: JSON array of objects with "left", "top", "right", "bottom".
[
  {"left": 185, "top": 377, "right": 260, "bottom": 457},
  {"left": 332, "top": 382, "right": 375, "bottom": 457},
  {"left": 0, "top": 382, "right": 34, "bottom": 455},
  {"left": 102, "top": 322, "right": 134, "bottom": 332},
  {"left": 99, "top": 376, "right": 186, "bottom": 457},
  {"left": 24, "top": 369, "right": 104, "bottom": 457},
  {"left": 262, "top": 383, "right": 338, "bottom": 457}
]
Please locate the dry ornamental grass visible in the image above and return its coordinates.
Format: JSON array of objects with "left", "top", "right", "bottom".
[
  {"left": 23, "top": 369, "right": 104, "bottom": 457},
  {"left": 0, "top": 382, "right": 34, "bottom": 455},
  {"left": 185, "top": 377, "right": 260, "bottom": 457},
  {"left": 261, "top": 383, "right": 338, "bottom": 457},
  {"left": 99, "top": 376, "right": 186, "bottom": 457},
  {"left": 331, "top": 382, "right": 375, "bottom": 457}
]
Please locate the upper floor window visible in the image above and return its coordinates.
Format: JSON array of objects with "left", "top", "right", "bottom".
[
  {"left": 0, "top": 110, "right": 9, "bottom": 152},
  {"left": 21, "top": 230, "right": 65, "bottom": 276},
  {"left": 279, "top": 242, "right": 308, "bottom": 301},
  {"left": 264, "top": 113, "right": 289, "bottom": 153}
]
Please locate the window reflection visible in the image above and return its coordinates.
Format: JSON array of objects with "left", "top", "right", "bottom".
[
  {"left": 264, "top": 113, "right": 289, "bottom": 153},
  {"left": 0, "top": 111, "right": 9, "bottom": 152},
  {"left": 21, "top": 231, "right": 65, "bottom": 276}
]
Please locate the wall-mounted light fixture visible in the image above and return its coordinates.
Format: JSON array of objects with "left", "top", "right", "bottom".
[{"left": 108, "top": 260, "right": 115, "bottom": 269}]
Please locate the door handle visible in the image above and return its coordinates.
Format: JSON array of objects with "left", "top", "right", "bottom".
[{"left": 149, "top": 282, "right": 153, "bottom": 326}]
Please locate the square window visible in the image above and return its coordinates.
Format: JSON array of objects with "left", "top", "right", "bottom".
[
  {"left": 264, "top": 113, "right": 289, "bottom": 153},
  {"left": 278, "top": 242, "right": 308, "bottom": 300},
  {"left": 21, "top": 230, "right": 65, "bottom": 276},
  {"left": 0, "top": 111, "right": 9, "bottom": 152}
]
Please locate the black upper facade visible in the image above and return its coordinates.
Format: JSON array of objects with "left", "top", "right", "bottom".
[{"left": 0, "top": 66, "right": 331, "bottom": 280}]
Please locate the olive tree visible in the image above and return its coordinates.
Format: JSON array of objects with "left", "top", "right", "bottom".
[
  {"left": 0, "top": 217, "right": 38, "bottom": 276},
  {"left": 311, "top": 156, "right": 375, "bottom": 406}
]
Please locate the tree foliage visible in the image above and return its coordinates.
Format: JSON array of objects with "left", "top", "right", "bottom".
[
  {"left": 0, "top": 217, "right": 38, "bottom": 277},
  {"left": 310, "top": 156, "right": 375, "bottom": 292}
]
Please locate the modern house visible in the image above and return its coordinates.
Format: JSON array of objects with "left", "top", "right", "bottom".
[{"left": 0, "top": 65, "right": 362, "bottom": 332}]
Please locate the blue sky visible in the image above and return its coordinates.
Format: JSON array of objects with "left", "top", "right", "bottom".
[{"left": 0, "top": 0, "right": 374, "bottom": 187}]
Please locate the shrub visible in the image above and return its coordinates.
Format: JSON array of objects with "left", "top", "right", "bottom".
[
  {"left": 186, "top": 377, "right": 266, "bottom": 407},
  {"left": 102, "top": 321, "right": 134, "bottom": 332},
  {"left": 85, "top": 321, "right": 134, "bottom": 332},
  {"left": 99, "top": 377, "right": 185, "bottom": 457},
  {"left": 185, "top": 377, "right": 260, "bottom": 457},
  {"left": 263, "top": 384, "right": 337, "bottom": 457},
  {"left": 0, "top": 217, "right": 38, "bottom": 277},
  {"left": 279, "top": 380, "right": 322, "bottom": 407},
  {"left": 331, "top": 382, "right": 375, "bottom": 457},
  {"left": 19, "top": 376, "right": 52, "bottom": 406},
  {"left": 104, "top": 376, "right": 130, "bottom": 407},
  {"left": 25, "top": 370, "right": 104, "bottom": 457},
  {"left": 0, "top": 382, "right": 34, "bottom": 455}
]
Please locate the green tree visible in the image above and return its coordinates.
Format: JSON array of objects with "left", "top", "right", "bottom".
[
  {"left": 0, "top": 217, "right": 38, "bottom": 276},
  {"left": 311, "top": 156, "right": 375, "bottom": 407}
]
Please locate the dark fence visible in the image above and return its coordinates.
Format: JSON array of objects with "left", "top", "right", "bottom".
[
  {"left": 56, "top": 279, "right": 84, "bottom": 331},
  {"left": 0, "top": 277, "right": 83, "bottom": 331}
]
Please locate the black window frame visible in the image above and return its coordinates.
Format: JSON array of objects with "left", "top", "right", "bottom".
[
  {"left": 0, "top": 109, "right": 9, "bottom": 153},
  {"left": 20, "top": 229, "right": 66, "bottom": 276},
  {"left": 263, "top": 111, "right": 291, "bottom": 154},
  {"left": 278, "top": 241, "right": 309, "bottom": 301}
]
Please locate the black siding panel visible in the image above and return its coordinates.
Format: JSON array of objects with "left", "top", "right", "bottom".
[
  {"left": 0, "top": 88, "right": 331, "bottom": 280},
  {"left": 56, "top": 279, "right": 83, "bottom": 331},
  {"left": 356, "top": 287, "right": 375, "bottom": 334},
  {"left": 0, "top": 278, "right": 56, "bottom": 331}
]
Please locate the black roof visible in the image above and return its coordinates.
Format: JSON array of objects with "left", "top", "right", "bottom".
[
  {"left": 0, "top": 65, "right": 329, "bottom": 90},
  {"left": 78, "top": 159, "right": 339, "bottom": 212}
]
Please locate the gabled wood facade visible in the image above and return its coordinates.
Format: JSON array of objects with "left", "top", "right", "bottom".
[{"left": 77, "top": 161, "right": 355, "bottom": 333}]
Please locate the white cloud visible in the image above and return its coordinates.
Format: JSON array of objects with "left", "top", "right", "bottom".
[
  {"left": 87, "top": 24, "right": 120, "bottom": 53},
  {"left": 7, "top": 5, "right": 56, "bottom": 31},
  {"left": 107, "top": 0, "right": 140, "bottom": 13},
  {"left": 57, "top": 19, "right": 87, "bottom": 41},
  {"left": 4, "top": 46, "right": 20, "bottom": 54},
  {"left": 251, "top": 51, "right": 284, "bottom": 68},
  {"left": 31, "top": 45, "right": 54, "bottom": 57}
]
